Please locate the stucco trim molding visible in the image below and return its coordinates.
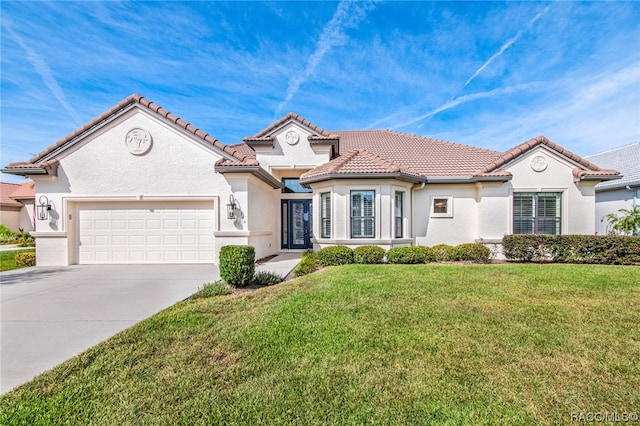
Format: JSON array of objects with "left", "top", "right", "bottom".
[
  {"left": 214, "top": 230, "right": 272, "bottom": 237},
  {"left": 31, "top": 232, "right": 68, "bottom": 238}
]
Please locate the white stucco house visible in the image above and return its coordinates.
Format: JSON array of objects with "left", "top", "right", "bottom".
[
  {"left": 2, "top": 94, "right": 620, "bottom": 266},
  {"left": 584, "top": 143, "right": 639, "bottom": 234}
]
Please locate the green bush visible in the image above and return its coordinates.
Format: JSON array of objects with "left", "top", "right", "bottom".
[
  {"left": 353, "top": 245, "right": 385, "bottom": 264},
  {"left": 16, "top": 229, "right": 35, "bottom": 247},
  {"left": 432, "top": 244, "right": 457, "bottom": 262},
  {"left": 294, "top": 251, "right": 317, "bottom": 277},
  {"left": 317, "top": 246, "right": 354, "bottom": 266},
  {"left": 191, "top": 281, "right": 232, "bottom": 298},
  {"left": 253, "top": 271, "right": 283, "bottom": 286},
  {"left": 14, "top": 252, "right": 36, "bottom": 268},
  {"left": 386, "top": 246, "right": 426, "bottom": 264},
  {"left": 455, "top": 243, "right": 491, "bottom": 263},
  {"left": 502, "top": 235, "right": 640, "bottom": 265},
  {"left": 219, "top": 245, "right": 255, "bottom": 287},
  {"left": 0, "top": 225, "right": 17, "bottom": 244},
  {"left": 416, "top": 246, "right": 436, "bottom": 263}
]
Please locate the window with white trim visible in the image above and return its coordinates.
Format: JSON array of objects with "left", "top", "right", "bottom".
[
  {"left": 394, "top": 191, "right": 404, "bottom": 238},
  {"left": 351, "top": 190, "right": 375, "bottom": 238},
  {"left": 513, "top": 192, "right": 561, "bottom": 234},
  {"left": 431, "top": 196, "right": 453, "bottom": 217},
  {"left": 321, "top": 192, "right": 331, "bottom": 238}
]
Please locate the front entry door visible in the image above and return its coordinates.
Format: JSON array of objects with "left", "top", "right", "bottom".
[{"left": 281, "top": 200, "right": 312, "bottom": 249}]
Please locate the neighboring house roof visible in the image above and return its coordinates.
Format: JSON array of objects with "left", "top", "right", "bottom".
[
  {"left": 2, "top": 94, "right": 253, "bottom": 176},
  {"left": 0, "top": 181, "right": 34, "bottom": 208},
  {"left": 584, "top": 142, "right": 640, "bottom": 191},
  {"left": 0, "top": 183, "right": 22, "bottom": 207},
  {"left": 9, "top": 181, "right": 35, "bottom": 201}
]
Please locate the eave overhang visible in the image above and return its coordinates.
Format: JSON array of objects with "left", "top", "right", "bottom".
[
  {"left": 1, "top": 160, "right": 59, "bottom": 177},
  {"left": 300, "top": 172, "right": 426, "bottom": 186},
  {"left": 214, "top": 164, "right": 283, "bottom": 189}
]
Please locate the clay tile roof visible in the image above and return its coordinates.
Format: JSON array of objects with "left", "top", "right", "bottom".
[
  {"left": 244, "top": 112, "right": 336, "bottom": 141},
  {"left": 0, "top": 183, "right": 22, "bottom": 206},
  {"left": 4, "top": 94, "right": 248, "bottom": 171},
  {"left": 331, "top": 130, "right": 503, "bottom": 177},
  {"left": 9, "top": 181, "right": 35, "bottom": 200},
  {"left": 479, "top": 135, "right": 610, "bottom": 174},
  {"left": 572, "top": 168, "right": 622, "bottom": 179},
  {"left": 300, "top": 149, "right": 423, "bottom": 182}
]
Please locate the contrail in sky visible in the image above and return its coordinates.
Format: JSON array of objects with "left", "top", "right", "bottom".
[
  {"left": 275, "top": 0, "right": 376, "bottom": 117},
  {"left": 3, "top": 20, "right": 81, "bottom": 125},
  {"left": 393, "top": 83, "right": 543, "bottom": 129},
  {"left": 464, "top": 6, "right": 550, "bottom": 87}
]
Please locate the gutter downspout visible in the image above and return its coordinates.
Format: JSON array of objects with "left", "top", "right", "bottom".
[
  {"left": 411, "top": 182, "right": 427, "bottom": 245},
  {"left": 626, "top": 186, "right": 637, "bottom": 208}
]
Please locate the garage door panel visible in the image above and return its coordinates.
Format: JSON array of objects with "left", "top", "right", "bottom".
[{"left": 78, "top": 201, "right": 215, "bottom": 264}]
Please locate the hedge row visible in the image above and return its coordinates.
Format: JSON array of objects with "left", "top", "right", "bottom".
[
  {"left": 317, "top": 243, "right": 491, "bottom": 266},
  {"left": 502, "top": 234, "right": 640, "bottom": 265}
]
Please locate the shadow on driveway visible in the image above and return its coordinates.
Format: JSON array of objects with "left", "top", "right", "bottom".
[{"left": 1, "top": 267, "right": 72, "bottom": 286}]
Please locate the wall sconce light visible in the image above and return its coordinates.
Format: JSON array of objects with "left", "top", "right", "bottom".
[
  {"left": 226, "top": 195, "right": 239, "bottom": 220},
  {"left": 37, "top": 195, "right": 51, "bottom": 221}
]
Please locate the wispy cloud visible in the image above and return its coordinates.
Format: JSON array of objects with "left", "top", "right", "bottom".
[
  {"left": 274, "top": 0, "right": 376, "bottom": 117},
  {"left": 391, "top": 83, "right": 543, "bottom": 130},
  {"left": 2, "top": 20, "right": 81, "bottom": 125},
  {"left": 464, "top": 6, "right": 550, "bottom": 87}
]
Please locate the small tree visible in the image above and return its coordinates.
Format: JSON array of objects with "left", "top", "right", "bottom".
[{"left": 602, "top": 206, "right": 640, "bottom": 236}]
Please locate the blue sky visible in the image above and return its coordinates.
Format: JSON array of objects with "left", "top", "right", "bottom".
[{"left": 1, "top": 1, "right": 639, "bottom": 183}]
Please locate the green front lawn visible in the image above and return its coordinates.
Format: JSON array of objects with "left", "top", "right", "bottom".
[
  {"left": 0, "top": 249, "right": 35, "bottom": 272},
  {"left": 1, "top": 264, "right": 638, "bottom": 425}
]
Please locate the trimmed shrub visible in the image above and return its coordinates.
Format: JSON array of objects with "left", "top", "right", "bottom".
[
  {"left": 416, "top": 246, "right": 436, "bottom": 263},
  {"left": 502, "top": 234, "right": 640, "bottom": 265},
  {"left": 386, "top": 246, "right": 426, "bottom": 264},
  {"left": 14, "top": 252, "right": 36, "bottom": 267},
  {"left": 16, "top": 229, "right": 35, "bottom": 247},
  {"left": 191, "top": 281, "right": 232, "bottom": 298},
  {"left": 455, "top": 243, "right": 491, "bottom": 263},
  {"left": 432, "top": 244, "right": 457, "bottom": 262},
  {"left": 354, "top": 245, "right": 385, "bottom": 264},
  {"left": 253, "top": 271, "right": 283, "bottom": 286},
  {"left": 317, "top": 246, "right": 354, "bottom": 266},
  {"left": 294, "top": 251, "right": 317, "bottom": 277},
  {"left": 219, "top": 245, "right": 255, "bottom": 287}
]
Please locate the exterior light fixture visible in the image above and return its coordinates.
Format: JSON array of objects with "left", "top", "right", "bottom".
[
  {"left": 37, "top": 195, "right": 51, "bottom": 220},
  {"left": 226, "top": 195, "right": 239, "bottom": 220}
]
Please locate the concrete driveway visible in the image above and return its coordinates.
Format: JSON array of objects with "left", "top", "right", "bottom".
[{"left": 0, "top": 264, "right": 218, "bottom": 394}]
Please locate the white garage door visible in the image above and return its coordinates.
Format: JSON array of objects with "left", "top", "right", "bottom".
[{"left": 78, "top": 201, "right": 215, "bottom": 264}]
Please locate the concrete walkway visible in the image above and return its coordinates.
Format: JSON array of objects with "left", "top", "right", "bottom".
[
  {"left": 256, "top": 252, "right": 302, "bottom": 278},
  {"left": 0, "top": 244, "right": 32, "bottom": 252},
  {"left": 0, "top": 264, "right": 218, "bottom": 394}
]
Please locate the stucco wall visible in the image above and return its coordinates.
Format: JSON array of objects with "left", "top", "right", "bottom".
[
  {"left": 594, "top": 188, "right": 637, "bottom": 234},
  {"left": 254, "top": 123, "right": 332, "bottom": 171},
  {"left": 503, "top": 146, "right": 597, "bottom": 235},
  {"left": 413, "top": 184, "right": 479, "bottom": 246},
  {"left": 0, "top": 207, "right": 22, "bottom": 232},
  {"left": 32, "top": 106, "right": 236, "bottom": 265}
]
